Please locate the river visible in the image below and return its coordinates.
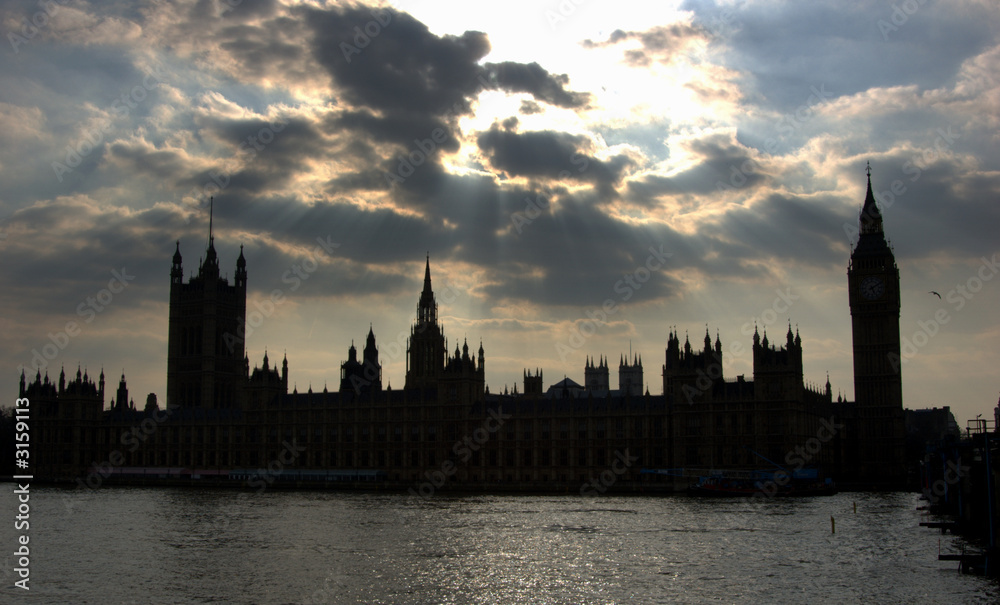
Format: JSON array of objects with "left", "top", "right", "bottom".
[{"left": 1, "top": 486, "right": 997, "bottom": 603}]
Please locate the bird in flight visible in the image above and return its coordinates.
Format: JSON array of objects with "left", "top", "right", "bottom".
[{"left": 929, "top": 291, "right": 941, "bottom": 299}]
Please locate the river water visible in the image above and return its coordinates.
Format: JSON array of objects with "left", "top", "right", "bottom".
[{"left": 1, "top": 486, "right": 997, "bottom": 604}]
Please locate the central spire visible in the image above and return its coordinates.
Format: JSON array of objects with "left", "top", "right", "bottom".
[
  {"left": 422, "top": 253, "right": 432, "bottom": 295},
  {"left": 417, "top": 254, "right": 437, "bottom": 326},
  {"left": 204, "top": 196, "right": 218, "bottom": 267}
]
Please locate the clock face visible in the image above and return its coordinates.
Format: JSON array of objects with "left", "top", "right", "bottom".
[{"left": 860, "top": 276, "right": 885, "bottom": 300}]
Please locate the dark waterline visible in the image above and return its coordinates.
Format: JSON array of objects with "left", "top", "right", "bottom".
[{"left": 2, "top": 487, "right": 998, "bottom": 604}]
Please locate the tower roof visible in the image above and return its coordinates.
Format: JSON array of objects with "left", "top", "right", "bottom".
[
  {"left": 204, "top": 239, "right": 217, "bottom": 265},
  {"left": 854, "top": 163, "right": 892, "bottom": 258},
  {"left": 860, "top": 162, "right": 883, "bottom": 235}
]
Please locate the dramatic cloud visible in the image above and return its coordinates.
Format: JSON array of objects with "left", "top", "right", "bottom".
[
  {"left": 476, "top": 124, "right": 637, "bottom": 190},
  {"left": 583, "top": 23, "right": 707, "bottom": 66}
]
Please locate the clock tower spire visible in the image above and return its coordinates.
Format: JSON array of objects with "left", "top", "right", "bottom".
[
  {"left": 847, "top": 163, "right": 905, "bottom": 486},
  {"left": 860, "top": 161, "right": 884, "bottom": 236}
]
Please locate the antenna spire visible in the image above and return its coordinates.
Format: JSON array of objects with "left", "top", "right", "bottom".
[{"left": 209, "top": 196, "right": 214, "bottom": 245}]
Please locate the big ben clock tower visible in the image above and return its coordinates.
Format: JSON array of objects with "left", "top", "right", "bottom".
[{"left": 848, "top": 164, "right": 906, "bottom": 486}]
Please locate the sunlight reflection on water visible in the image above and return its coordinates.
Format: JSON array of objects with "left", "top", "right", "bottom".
[{"left": 2, "top": 487, "right": 997, "bottom": 604}]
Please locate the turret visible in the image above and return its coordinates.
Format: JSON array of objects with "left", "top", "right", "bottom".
[
  {"left": 171, "top": 241, "right": 183, "bottom": 285},
  {"left": 618, "top": 350, "right": 643, "bottom": 396},
  {"left": 115, "top": 372, "right": 129, "bottom": 413},
  {"left": 235, "top": 244, "right": 247, "bottom": 288},
  {"left": 523, "top": 368, "right": 543, "bottom": 395},
  {"left": 365, "top": 324, "right": 377, "bottom": 357},
  {"left": 362, "top": 326, "right": 382, "bottom": 392},
  {"left": 282, "top": 353, "right": 288, "bottom": 389},
  {"left": 585, "top": 354, "right": 609, "bottom": 391}
]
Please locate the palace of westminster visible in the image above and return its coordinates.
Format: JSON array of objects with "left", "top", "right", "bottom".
[{"left": 20, "top": 172, "right": 908, "bottom": 489}]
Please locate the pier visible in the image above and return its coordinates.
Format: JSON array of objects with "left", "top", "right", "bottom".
[{"left": 920, "top": 414, "right": 1000, "bottom": 575}]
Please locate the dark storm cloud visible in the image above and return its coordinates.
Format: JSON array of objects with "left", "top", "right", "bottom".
[
  {"left": 204, "top": 115, "right": 327, "bottom": 167},
  {"left": 583, "top": 24, "right": 706, "bottom": 66},
  {"left": 479, "top": 193, "right": 689, "bottom": 306},
  {"left": 1, "top": 45, "right": 147, "bottom": 107},
  {"left": 0, "top": 194, "right": 439, "bottom": 322},
  {"left": 97, "top": 113, "right": 333, "bottom": 202},
  {"left": 254, "top": 155, "right": 776, "bottom": 311},
  {"left": 204, "top": 193, "right": 443, "bottom": 270},
  {"left": 0, "top": 200, "right": 192, "bottom": 319},
  {"left": 519, "top": 100, "right": 543, "bottom": 115},
  {"left": 217, "top": 21, "right": 306, "bottom": 78},
  {"left": 305, "top": 5, "right": 588, "bottom": 144},
  {"left": 477, "top": 125, "right": 636, "bottom": 191},
  {"left": 107, "top": 143, "right": 192, "bottom": 181},
  {"left": 223, "top": 236, "right": 415, "bottom": 302},
  {"left": 702, "top": 193, "right": 851, "bottom": 269},
  {"left": 481, "top": 62, "right": 590, "bottom": 108},
  {"left": 307, "top": 5, "right": 489, "bottom": 116},
  {"left": 289, "top": 3, "right": 595, "bottom": 228},
  {"left": 197, "top": 165, "right": 696, "bottom": 310},
  {"left": 323, "top": 109, "right": 460, "bottom": 153},
  {"left": 325, "top": 169, "right": 390, "bottom": 194},
  {"left": 218, "top": 0, "right": 279, "bottom": 21},
  {"left": 625, "top": 133, "right": 769, "bottom": 205}
]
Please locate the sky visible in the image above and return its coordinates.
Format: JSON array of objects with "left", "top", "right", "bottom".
[{"left": 1, "top": 0, "right": 998, "bottom": 426}]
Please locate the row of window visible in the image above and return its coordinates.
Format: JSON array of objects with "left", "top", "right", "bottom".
[
  {"left": 61, "top": 422, "right": 669, "bottom": 445},
  {"left": 43, "top": 446, "right": 662, "bottom": 470}
]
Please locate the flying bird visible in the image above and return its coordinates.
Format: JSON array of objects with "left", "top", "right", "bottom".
[{"left": 929, "top": 291, "right": 941, "bottom": 298}]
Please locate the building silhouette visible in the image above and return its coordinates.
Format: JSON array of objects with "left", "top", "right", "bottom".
[
  {"left": 21, "top": 170, "right": 907, "bottom": 490},
  {"left": 166, "top": 206, "right": 247, "bottom": 410},
  {"left": 619, "top": 353, "right": 643, "bottom": 396},
  {"left": 584, "top": 356, "right": 608, "bottom": 392},
  {"left": 847, "top": 165, "right": 907, "bottom": 485}
]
